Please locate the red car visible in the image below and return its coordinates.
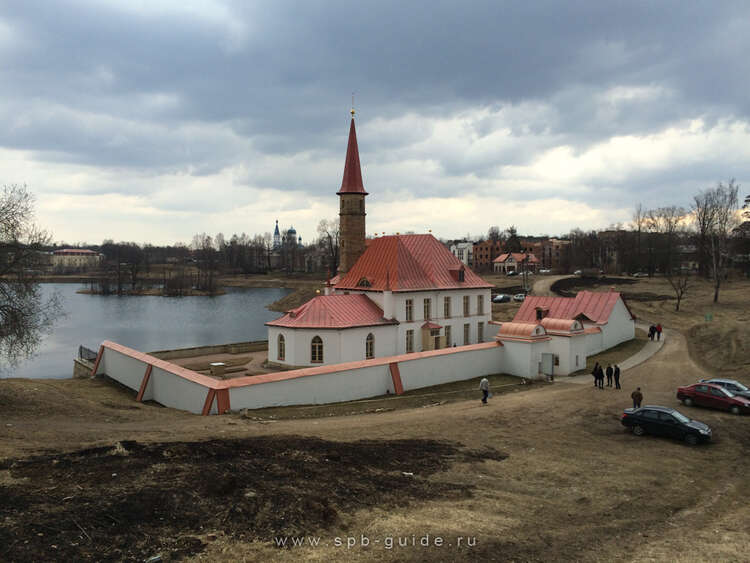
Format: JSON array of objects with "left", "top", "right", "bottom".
[{"left": 676, "top": 383, "right": 750, "bottom": 415}]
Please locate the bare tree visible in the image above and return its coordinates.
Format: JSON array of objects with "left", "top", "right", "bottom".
[
  {"left": 0, "top": 184, "right": 63, "bottom": 369},
  {"left": 648, "top": 206, "right": 691, "bottom": 311},
  {"left": 632, "top": 203, "right": 645, "bottom": 272},
  {"left": 692, "top": 180, "right": 740, "bottom": 303},
  {"left": 317, "top": 218, "right": 340, "bottom": 274}
]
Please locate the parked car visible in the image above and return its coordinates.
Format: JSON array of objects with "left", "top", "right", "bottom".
[
  {"left": 506, "top": 270, "right": 518, "bottom": 276},
  {"left": 539, "top": 269, "right": 551, "bottom": 274},
  {"left": 492, "top": 294, "right": 511, "bottom": 303},
  {"left": 573, "top": 270, "right": 582, "bottom": 275},
  {"left": 698, "top": 378, "right": 750, "bottom": 400},
  {"left": 513, "top": 293, "right": 526, "bottom": 302},
  {"left": 632, "top": 272, "right": 648, "bottom": 277},
  {"left": 676, "top": 383, "right": 750, "bottom": 415},
  {"left": 621, "top": 405, "right": 711, "bottom": 445}
]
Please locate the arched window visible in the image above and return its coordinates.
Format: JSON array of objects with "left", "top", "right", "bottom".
[
  {"left": 365, "top": 333, "right": 375, "bottom": 359},
  {"left": 277, "top": 334, "right": 285, "bottom": 361},
  {"left": 311, "top": 336, "right": 323, "bottom": 363}
]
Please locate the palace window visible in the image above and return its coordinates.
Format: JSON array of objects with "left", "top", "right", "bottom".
[
  {"left": 277, "top": 334, "right": 285, "bottom": 361},
  {"left": 464, "top": 323, "right": 470, "bottom": 344},
  {"left": 477, "top": 295, "right": 484, "bottom": 315},
  {"left": 405, "top": 299, "right": 413, "bottom": 322},
  {"left": 443, "top": 296, "right": 451, "bottom": 318},
  {"left": 445, "top": 325, "right": 452, "bottom": 347},
  {"left": 423, "top": 298, "right": 431, "bottom": 320},
  {"left": 463, "top": 295, "right": 470, "bottom": 317},
  {"left": 478, "top": 322, "right": 484, "bottom": 343},
  {"left": 406, "top": 329, "right": 414, "bottom": 353},
  {"left": 366, "top": 333, "right": 375, "bottom": 359},
  {"left": 311, "top": 336, "right": 323, "bottom": 363}
]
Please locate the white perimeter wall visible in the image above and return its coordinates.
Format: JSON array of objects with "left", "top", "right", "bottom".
[
  {"left": 98, "top": 347, "right": 215, "bottom": 414},
  {"left": 229, "top": 345, "right": 505, "bottom": 410}
]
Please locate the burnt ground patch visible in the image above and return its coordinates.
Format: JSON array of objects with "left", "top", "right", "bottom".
[
  {"left": 0, "top": 436, "right": 507, "bottom": 562},
  {"left": 551, "top": 276, "right": 673, "bottom": 302}
]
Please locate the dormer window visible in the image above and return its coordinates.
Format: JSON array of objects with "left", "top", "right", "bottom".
[
  {"left": 357, "top": 277, "right": 372, "bottom": 287},
  {"left": 458, "top": 269, "right": 465, "bottom": 282}
]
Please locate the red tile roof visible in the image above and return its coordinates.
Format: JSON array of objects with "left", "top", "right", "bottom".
[
  {"left": 337, "top": 118, "right": 368, "bottom": 195},
  {"left": 513, "top": 291, "right": 634, "bottom": 325},
  {"left": 493, "top": 252, "right": 540, "bottom": 264},
  {"left": 421, "top": 321, "right": 442, "bottom": 329},
  {"left": 335, "top": 234, "right": 493, "bottom": 292},
  {"left": 266, "top": 294, "right": 397, "bottom": 329}
]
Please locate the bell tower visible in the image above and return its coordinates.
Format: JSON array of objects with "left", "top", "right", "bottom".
[{"left": 337, "top": 108, "right": 368, "bottom": 273}]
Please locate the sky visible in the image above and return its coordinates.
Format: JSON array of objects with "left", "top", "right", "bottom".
[{"left": 1, "top": 1, "right": 749, "bottom": 246}]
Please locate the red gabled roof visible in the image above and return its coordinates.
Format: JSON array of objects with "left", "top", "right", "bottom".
[
  {"left": 265, "top": 294, "right": 396, "bottom": 329},
  {"left": 335, "top": 234, "right": 493, "bottom": 292},
  {"left": 493, "top": 252, "right": 540, "bottom": 264},
  {"left": 337, "top": 118, "right": 368, "bottom": 195},
  {"left": 513, "top": 291, "right": 634, "bottom": 325}
]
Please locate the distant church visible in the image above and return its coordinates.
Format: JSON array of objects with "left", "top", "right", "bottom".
[
  {"left": 267, "top": 110, "right": 494, "bottom": 368},
  {"left": 270, "top": 220, "right": 304, "bottom": 271}
]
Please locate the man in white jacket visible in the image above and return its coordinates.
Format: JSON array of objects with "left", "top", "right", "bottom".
[{"left": 479, "top": 377, "right": 490, "bottom": 405}]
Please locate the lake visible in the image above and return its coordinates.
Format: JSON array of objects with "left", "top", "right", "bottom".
[{"left": 3, "top": 283, "right": 292, "bottom": 379}]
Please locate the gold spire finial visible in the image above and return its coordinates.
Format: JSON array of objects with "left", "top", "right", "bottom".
[{"left": 351, "top": 92, "right": 355, "bottom": 117}]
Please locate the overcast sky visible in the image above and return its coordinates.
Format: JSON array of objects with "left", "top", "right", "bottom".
[{"left": 1, "top": 1, "right": 749, "bottom": 245}]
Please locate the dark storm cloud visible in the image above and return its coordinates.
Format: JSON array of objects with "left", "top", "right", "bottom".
[{"left": 0, "top": 0, "right": 748, "bottom": 203}]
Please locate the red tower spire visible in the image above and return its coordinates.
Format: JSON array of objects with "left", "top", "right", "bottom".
[{"left": 337, "top": 118, "right": 368, "bottom": 195}]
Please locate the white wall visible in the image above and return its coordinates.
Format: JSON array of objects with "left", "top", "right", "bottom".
[
  {"left": 97, "top": 347, "right": 212, "bottom": 414},
  {"left": 228, "top": 344, "right": 506, "bottom": 410},
  {"left": 546, "top": 334, "right": 587, "bottom": 375},
  {"left": 268, "top": 325, "right": 398, "bottom": 367},
  {"left": 602, "top": 299, "right": 635, "bottom": 349}
]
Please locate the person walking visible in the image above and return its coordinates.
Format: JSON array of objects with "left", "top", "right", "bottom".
[
  {"left": 648, "top": 325, "right": 655, "bottom": 341},
  {"left": 479, "top": 377, "right": 490, "bottom": 405},
  {"left": 606, "top": 365, "right": 613, "bottom": 387},
  {"left": 631, "top": 387, "right": 643, "bottom": 409},
  {"left": 597, "top": 365, "right": 605, "bottom": 389},
  {"left": 656, "top": 323, "right": 662, "bottom": 341},
  {"left": 614, "top": 365, "right": 621, "bottom": 389},
  {"left": 591, "top": 362, "right": 600, "bottom": 388}
]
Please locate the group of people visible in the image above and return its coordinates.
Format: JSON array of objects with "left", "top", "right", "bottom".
[
  {"left": 648, "top": 323, "right": 663, "bottom": 341},
  {"left": 591, "top": 362, "right": 621, "bottom": 389}
]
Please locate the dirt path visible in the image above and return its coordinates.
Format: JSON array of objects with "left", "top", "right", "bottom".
[
  {"left": 531, "top": 274, "right": 571, "bottom": 296},
  {"left": 1, "top": 327, "right": 748, "bottom": 561}
]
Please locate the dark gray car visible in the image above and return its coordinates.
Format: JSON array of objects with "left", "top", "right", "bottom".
[{"left": 699, "top": 378, "right": 750, "bottom": 399}]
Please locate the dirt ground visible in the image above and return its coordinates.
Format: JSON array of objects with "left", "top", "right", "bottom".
[{"left": 1, "top": 276, "right": 749, "bottom": 562}]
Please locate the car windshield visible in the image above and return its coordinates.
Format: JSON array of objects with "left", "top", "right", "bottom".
[
  {"left": 671, "top": 410, "right": 690, "bottom": 423},
  {"left": 733, "top": 382, "right": 749, "bottom": 392}
]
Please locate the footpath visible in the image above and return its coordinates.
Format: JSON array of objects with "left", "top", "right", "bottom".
[{"left": 562, "top": 322, "right": 665, "bottom": 384}]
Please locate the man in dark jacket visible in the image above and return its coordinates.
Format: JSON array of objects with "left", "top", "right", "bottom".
[
  {"left": 631, "top": 387, "right": 643, "bottom": 408},
  {"left": 597, "top": 365, "right": 604, "bottom": 389},
  {"left": 591, "top": 362, "right": 600, "bottom": 387},
  {"left": 605, "top": 365, "right": 613, "bottom": 387},
  {"left": 614, "top": 365, "right": 621, "bottom": 389}
]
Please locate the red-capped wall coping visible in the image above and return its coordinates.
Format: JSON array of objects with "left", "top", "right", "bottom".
[{"left": 99, "top": 340, "right": 219, "bottom": 388}]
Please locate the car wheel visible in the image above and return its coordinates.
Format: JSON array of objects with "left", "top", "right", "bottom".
[
  {"left": 730, "top": 405, "right": 741, "bottom": 415},
  {"left": 683, "top": 397, "right": 693, "bottom": 407},
  {"left": 632, "top": 425, "right": 645, "bottom": 436},
  {"left": 684, "top": 434, "right": 699, "bottom": 446}
]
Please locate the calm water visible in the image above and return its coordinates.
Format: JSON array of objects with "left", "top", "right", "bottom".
[{"left": 4, "top": 284, "right": 292, "bottom": 379}]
